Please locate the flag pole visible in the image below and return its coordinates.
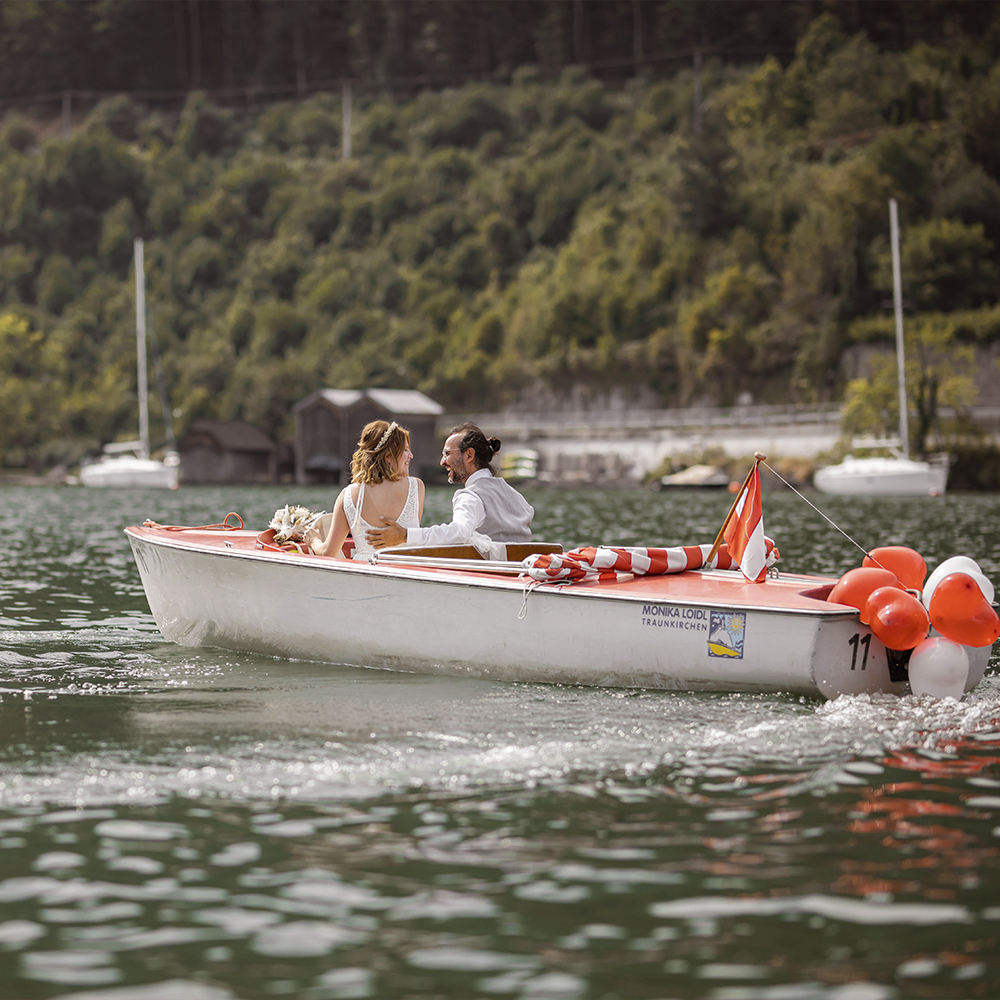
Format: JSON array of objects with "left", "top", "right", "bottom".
[{"left": 707, "top": 451, "right": 766, "bottom": 563}]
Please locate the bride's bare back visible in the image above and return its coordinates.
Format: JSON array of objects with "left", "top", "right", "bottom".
[{"left": 353, "top": 477, "right": 412, "bottom": 524}]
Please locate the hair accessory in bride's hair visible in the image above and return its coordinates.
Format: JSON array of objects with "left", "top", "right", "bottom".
[{"left": 374, "top": 421, "right": 398, "bottom": 451}]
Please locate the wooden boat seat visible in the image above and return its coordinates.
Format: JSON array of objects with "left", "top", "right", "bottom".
[
  {"left": 505, "top": 542, "right": 563, "bottom": 561},
  {"left": 376, "top": 541, "right": 562, "bottom": 561}
]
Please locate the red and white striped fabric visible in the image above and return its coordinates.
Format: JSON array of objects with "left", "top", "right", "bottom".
[
  {"left": 724, "top": 464, "right": 767, "bottom": 583},
  {"left": 522, "top": 539, "right": 779, "bottom": 584}
]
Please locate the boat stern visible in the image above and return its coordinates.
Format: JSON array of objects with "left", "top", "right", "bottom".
[{"left": 810, "top": 615, "right": 908, "bottom": 698}]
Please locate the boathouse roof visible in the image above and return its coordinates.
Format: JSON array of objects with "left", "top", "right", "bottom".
[
  {"left": 292, "top": 388, "right": 444, "bottom": 415},
  {"left": 178, "top": 419, "right": 276, "bottom": 453}
]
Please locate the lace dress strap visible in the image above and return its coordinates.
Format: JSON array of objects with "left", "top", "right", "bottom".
[
  {"left": 397, "top": 477, "right": 421, "bottom": 527},
  {"left": 343, "top": 484, "right": 376, "bottom": 561},
  {"left": 343, "top": 484, "right": 369, "bottom": 535},
  {"left": 349, "top": 483, "right": 365, "bottom": 534}
]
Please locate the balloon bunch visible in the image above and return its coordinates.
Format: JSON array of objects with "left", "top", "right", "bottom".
[
  {"left": 828, "top": 546, "right": 1000, "bottom": 699},
  {"left": 828, "top": 547, "right": 929, "bottom": 651}
]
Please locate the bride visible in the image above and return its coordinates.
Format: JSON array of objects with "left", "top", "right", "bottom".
[{"left": 304, "top": 420, "right": 424, "bottom": 560}]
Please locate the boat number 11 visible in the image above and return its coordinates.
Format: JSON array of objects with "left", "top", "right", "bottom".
[{"left": 848, "top": 632, "right": 871, "bottom": 670}]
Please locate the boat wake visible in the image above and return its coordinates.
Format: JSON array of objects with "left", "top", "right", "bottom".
[
  {"left": 817, "top": 683, "right": 1000, "bottom": 747},
  {"left": 0, "top": 661, "right": 997, "bottom": 808}
]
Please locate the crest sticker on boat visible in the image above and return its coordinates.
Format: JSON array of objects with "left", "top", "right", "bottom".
[{"left": 708, "top": 611, "right": 746, "bottom": 659}]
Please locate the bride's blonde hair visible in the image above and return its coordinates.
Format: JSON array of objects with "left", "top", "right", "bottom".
[{"left": 350, "top": 420, "right": 410, "bottom": 484}]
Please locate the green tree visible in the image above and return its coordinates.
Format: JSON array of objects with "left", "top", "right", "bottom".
[
  {"left": 0, "top": 311, "right": 54, "bottom": 467},
  {"left": 842, "top": 319, "right": 978, "bottom": 455},
  {"left": 872, "top": 217, "right": 997, "bottom": 312}
]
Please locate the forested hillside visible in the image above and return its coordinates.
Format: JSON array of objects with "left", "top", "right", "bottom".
[{"left": 1, "top": 9, "right": 1000, "bottom": 469}]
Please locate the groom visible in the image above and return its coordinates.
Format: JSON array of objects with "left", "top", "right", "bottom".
[{"left": 366, "top": 422, "right": 533, "bottom": 549}]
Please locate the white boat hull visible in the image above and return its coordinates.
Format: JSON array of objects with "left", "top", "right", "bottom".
[
  {"left": 121, "top": 526, "right": 981, "bottom": 699},
  {"left": 81, "top": 456, "right": 178, "bottom": 489},
  {"left": 814, "top": 457, "right": 947, "bottom": 497}
]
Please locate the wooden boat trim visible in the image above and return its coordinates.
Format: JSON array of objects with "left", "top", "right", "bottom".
[
  {"left": 371, "top": 554, "right": 528, "bottom": 574},
  {"left": 370, "top": 542, "right": 563, "bottom": 561}
]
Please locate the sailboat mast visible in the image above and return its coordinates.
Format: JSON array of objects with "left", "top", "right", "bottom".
[
  {"left": 134, "top": 237, "right": 149, "bottom": 460},
  {"left": 889, "top": 198, "right": 910, "bottom": 460}
]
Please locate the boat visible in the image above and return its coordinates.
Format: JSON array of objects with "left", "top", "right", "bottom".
[
  {"left": 124, "top": 519, "right": 992, "bottom": 701},
  {"left": 814, "top": 199, "right": 947, "bottom": 497},
  {"left": 499, "top": 448, "right": 540, "bottom": 483},
  {"left": 657, "top": 464, "right": 733, "bottom": 489},
  {"left": 813, "top": 454, "right": 948, "bottom": 497},
  {"left": 80, "top": 444, "right": 179, "bottom": 489},
  {"left": 80, "top": 238, "right": 179, "bottom": 489}
]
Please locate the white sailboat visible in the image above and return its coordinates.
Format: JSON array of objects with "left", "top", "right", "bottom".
[
  {"left": 814, "top": 199, "right": 948, "bottom": 497},
  {"left": 80, "top": 238, "right": 179, "bottom": 489}
]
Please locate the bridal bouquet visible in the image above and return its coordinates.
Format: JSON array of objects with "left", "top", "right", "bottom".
[{"left": 268, "top": 504, "right": 327, "bottom": 544}]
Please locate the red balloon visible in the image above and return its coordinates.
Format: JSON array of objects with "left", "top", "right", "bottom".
[
  {"left": 928, "top": 572, "right": 1000, "bottom": 648},
  {"left": 829, "top": 567, "right": 902, "bottom": 619},
  {"left": 863, "top": 546, "right": 927, "bottom": 591},
  {"left": 866, "top": 587, "right": 930, "bottom": 651}
]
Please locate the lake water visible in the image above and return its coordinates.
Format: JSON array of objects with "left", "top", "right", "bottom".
[{"left": 1, "top": 483, "right": 1000, "bottom": 1000}]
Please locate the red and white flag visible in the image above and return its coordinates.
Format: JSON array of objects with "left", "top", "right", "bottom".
[{"left": 724, "top": 464, "right": 767, "bottom": 583}]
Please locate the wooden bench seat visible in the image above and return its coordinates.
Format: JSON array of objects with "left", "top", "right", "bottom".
[{"left": 374, "top": 542, "right": 562, "bottom": 561}]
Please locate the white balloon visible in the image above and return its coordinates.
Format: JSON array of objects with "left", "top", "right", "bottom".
[
  {"left": 923, "top": 556, "right": 994, "bottom": 607},
  {"left": 908, "top": 637, "right": 970, "bottom": 699}
]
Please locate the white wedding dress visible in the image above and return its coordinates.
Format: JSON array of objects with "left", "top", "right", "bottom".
[{"left": 343, "top": 477, "right": 421, "bottom": 561}]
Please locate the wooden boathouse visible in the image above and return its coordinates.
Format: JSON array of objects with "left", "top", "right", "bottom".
[
  {"left": 293, "top": 388, "right": 444, "bottom": 485},
  {"left": 177, "top": 419, "right": 279, "bottom": 484}
]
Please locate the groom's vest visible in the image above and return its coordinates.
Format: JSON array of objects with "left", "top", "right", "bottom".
[{"left": 463, "top": 476, "right": 534, "bottom": 542}]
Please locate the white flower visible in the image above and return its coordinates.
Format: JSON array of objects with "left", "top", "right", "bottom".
[{"left": 268, "top": 504, "right": 327, "bottom": 544}]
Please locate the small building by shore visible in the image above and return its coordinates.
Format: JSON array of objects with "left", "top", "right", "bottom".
[
  {"left": 177, "top": 419, "right": 278, "bottom": 484},
  {"left": 293, "top": 388, "right": 444, "bottom": 485}
]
